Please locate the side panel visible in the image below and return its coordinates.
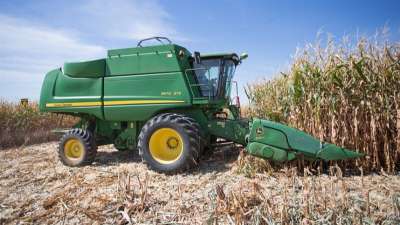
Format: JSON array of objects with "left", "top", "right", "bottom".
[
  {"left": 63, "top": 59, "right": 105, "bottom": 78},
  {"left": 103, "top": 72, "right": 191, "bottom": 121},
  {"left": 54, "top": 73, "right": 102, "bottom": 97},
  {"left": 40, "top": 71, "right": 104, "bottom": 119},
  {"left": 106, "top": 49, "right": 178, "bottom": 76},
  {"left": 40, "top": 69, "right": 61, "bottom": 111}
]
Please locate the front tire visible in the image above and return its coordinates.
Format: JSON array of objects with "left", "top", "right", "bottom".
[
  {"left": 58, "top": 128, "right": 97, "bottom": 166},
  {"left": 138, "top": 113, "right": 201, "bottom": 173}
]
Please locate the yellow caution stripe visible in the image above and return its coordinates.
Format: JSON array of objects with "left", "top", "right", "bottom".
[
  {"left": 104, "top": 100, "right": 185, "bottom": 106},
  {"left": 46, "top": 101, "right": 101, "bottom": 107},
  {"left": 46, "top": 100, "right": 185, "bottom": 108}
]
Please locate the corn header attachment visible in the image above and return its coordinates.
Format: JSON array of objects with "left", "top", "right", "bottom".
[
  {"left": 246, "top": 119, "right": 364, "bottom": 162},
  {"left": 39, "top": 37, "right": 363, "bottom": 173}
]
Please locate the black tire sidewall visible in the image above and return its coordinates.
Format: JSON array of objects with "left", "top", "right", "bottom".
[{"left": 58, "top": 129, "right": 96, "bottom": 167}]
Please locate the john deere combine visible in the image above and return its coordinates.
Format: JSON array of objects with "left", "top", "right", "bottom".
[{"left": 40, "top": 37, "right": 363, "bottom": 173}]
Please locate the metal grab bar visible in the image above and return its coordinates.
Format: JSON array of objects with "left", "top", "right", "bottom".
[{"left": 137, "top": 37, "right": 172, "bottom": 47}]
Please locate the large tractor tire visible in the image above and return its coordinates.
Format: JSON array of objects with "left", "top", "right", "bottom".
[
  {"left": 58, "top": 128, "right": 97, "bottom": 166},
  {"left": 180, "top": 116, "right": 206, "bottom": 157},
  {"left": 138, "top": 113, "right": 201, "bottom": 173}
]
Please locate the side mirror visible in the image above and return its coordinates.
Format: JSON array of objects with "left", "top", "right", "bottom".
[
  {"left": 239, "top": 53, "right": 248, "bottom": 61},
  {"left": 194, "top": 51, "right": 201, "bottom": 64}
]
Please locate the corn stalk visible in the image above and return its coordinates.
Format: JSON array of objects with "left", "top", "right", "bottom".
[{"left": 246, "top": 34, "right": 400, "bottom": 173}]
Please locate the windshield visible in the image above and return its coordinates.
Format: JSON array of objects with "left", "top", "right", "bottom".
[{"left": 193, "top": 58, "right": 236, "bottom": 99}]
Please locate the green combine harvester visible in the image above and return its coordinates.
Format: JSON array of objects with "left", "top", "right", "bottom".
[{"left": 39, "top": 37, "right": 363, "bottom": 173}]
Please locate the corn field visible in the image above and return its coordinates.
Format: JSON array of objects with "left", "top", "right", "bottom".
[
  {"left": 0, "top": 100, "right": 76, "bottom": 149},
  {"left": 246, "top": 35, "right": 400, "bottom": 173}
]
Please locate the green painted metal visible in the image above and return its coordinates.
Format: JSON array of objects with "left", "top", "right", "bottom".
[
  {"left": 246, "top": 118, "right": 364, "bottom": 161},
  {"left": 208, "top": 118, "right": 248, "bottom": 145},
  {"left": 39, "top": 38, "right": 364, "bottom": 163},
  {"left": 103, "top": 71, "right": 192, "bottom": 121},
  {"left": 247, "top": 142, "right": 296, "bottom": 162},
  {"left": 64, "top": 59, "right": 105, "bottom": 78},
  {"left": 40, "top": 44, "right": 200, "bottom": 121},
  {"left": 39, "top": 69, "right": 104, "bottom": 119},
  {"left": 106, "top": 45, "right": 190, "bottom": 76},
  {"left": 113, "top": 122, "right": 138, "bottom": 150},
  {"left": 316, "top": 144, "right": 364, "bottom": 160}
]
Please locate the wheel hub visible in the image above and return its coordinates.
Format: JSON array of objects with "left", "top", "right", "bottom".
[
  {"left": 64, "top": 138, "right": 84, "bottom": 159},
  {"left": 149, "top": 128, "right": 183, "bottom": 164},
  {"left": 167, "top": 137, "right": 179, "bottom": 149}
]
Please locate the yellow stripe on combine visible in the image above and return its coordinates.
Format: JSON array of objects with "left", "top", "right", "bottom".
[
  {"left": 46, "top": 101, "right": 102, "bottom": 107},
  {"left": 46, "top": 100, "right": 185, "bottom": 108},
  {"left": 104, "top": 100, "right": 185, "bottom": 106}
]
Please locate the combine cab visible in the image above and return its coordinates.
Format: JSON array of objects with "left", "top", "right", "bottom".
[{"left": 40, "top": 37, "right": 363, "bottom": 173}]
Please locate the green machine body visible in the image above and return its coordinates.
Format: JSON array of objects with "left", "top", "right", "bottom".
[{"left": 40, "top": 37, "right": 363, "bottom": 173}]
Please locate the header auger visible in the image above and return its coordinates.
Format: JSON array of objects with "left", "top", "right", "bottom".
[{"left": 40, "top": 37, "right": 363, "bottom": 173}]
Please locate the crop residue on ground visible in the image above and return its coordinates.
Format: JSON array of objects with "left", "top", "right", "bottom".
[{"left": 0, "top": 143, "right": 399, "bottom": 224}]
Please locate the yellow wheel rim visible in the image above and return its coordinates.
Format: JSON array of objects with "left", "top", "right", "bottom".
[
  {"left": 149, "top": 128, "right": 183, "bottom": 164},
  {"left": 64, "top": 138, "right": 84, "bottom": 160}
]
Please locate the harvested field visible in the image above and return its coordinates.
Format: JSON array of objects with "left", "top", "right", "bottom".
[{"left": 0, "top": 143, "right": 399, "bottom": 225}]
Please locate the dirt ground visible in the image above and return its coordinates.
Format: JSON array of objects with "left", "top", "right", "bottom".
[{"left": 0, "top": 143, "right": 399, "bottom": 225}]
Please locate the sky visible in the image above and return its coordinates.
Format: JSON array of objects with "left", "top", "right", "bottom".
[{"left": 0, "top": 0, "right": 399, "bottom": 103}]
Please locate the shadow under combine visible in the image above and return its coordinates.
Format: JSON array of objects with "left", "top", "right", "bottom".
[
  {"left": 193, "top": 144, "right": 241, "bottom": 174},
  {"left": 93, "top": 149, "right": 142, "bottom": 166},
  {"left": 91, "top": 144, "right": 241, "bottom": 174}
]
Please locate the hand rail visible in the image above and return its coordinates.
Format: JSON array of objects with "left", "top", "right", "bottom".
[{"left": 137, "top": 37, "right": 172, "bottom": 47}]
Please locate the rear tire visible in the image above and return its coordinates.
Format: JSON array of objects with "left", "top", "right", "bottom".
[
  {"left": 58, "top": 128, "right": 97, "bottom": 166},
  {"left": 138, "top": 113, "right": 201, "bottom": 173}
]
